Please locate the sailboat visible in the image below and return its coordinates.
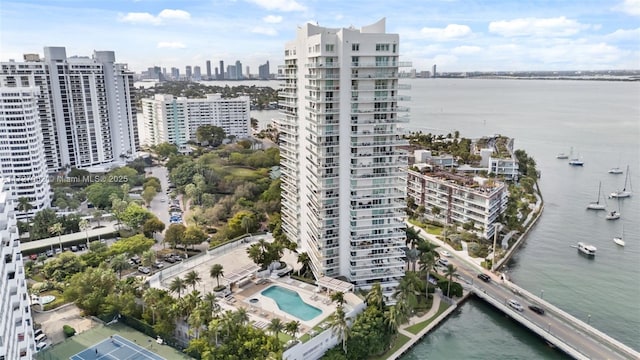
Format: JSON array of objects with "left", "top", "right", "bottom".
[
  {"left": 568, "top": 147, "right": 584, "bottom": 166},
  {"left": 586, "top": 182, "right": 606, "bottom": 210},
  {"left": 610, "top": 165, "right": 632, "bottom": 198},
  {"left": 613, "top": 223, "right": 625, "bottom": 247},
  {"left": 608, "top": 167, "right": 623, "bottom": 174},
  {"left": 605, "top": 198, "right": 621, "bottom": 220}
]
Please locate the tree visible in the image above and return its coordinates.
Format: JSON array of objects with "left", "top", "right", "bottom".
[
  {"left": 30, "top": 208, "right": 57, "bottom": 240},
  {"left": 330, "top": 291, "right": 345, "bottom": 307},
  {"left": 183, "top": 225, "right": 208, "bottom": 250},
  {"left": 445, "top": 264, "right": 458, "bottom": 298},
  {"left": 185, "top": 270, "right": 202, "bottom": 291},
  {"left": 141, "top": 249, "right": 156, "bottom": 268},
  {"left": 93, "top": 210, "right": 104, "bottom": 227},
  {"left": 267, "top": 318, "right": 284, "bottom": 341},
  {"left": 110, "top": 254, "right": 130, "bottom": 279},
  {"left": 241, "top": 214, "right": 256, "bottom": 236},
  {"left": 42, "top": 252, "right": 86, "bottom": 281},
  {"left": 210, "top": 264, "right": 224, "bottom": 290},
  {"left": 120, "top": 202, "right": 153, "bottom": 230},
  {"left": 142, "top": 217, "right": 165, "bottom": 239},
  {"left": 164, "top": 224, "right": 186, "bottom": 249},
  {"left": 365, "top": 282, "right": 384, "bottom": 311},
  {"left": 196, "top": 125, "right": 226, "bottom": 147},
  {"left": 394, "top": 272, "right": 421, "bottom": 317},
  {"left": 284, "top": 320, "right": 300, "bottom": 340},
  {"left": 16, "top": 197, "right": 33, "bottom": 229},
  {"left": 329, "top": 305, "right": 350, "bottom": 354},
  {"left": 297, "top": 252, "right": 312, "bottom": 278},
  {"left": 79, "top": 219, "right": 91, "bottom": 248},
  {"left": 169, "top": 277, "right": 187, "bottom": 298},
  {"left": 49, "top": 222, "right": 64, "bottom": 252},
  {"left": 155, "top": 142, "right": 179, "bottom": 159},
  {"left": 142, "top": 186, "right": 157, "bottom": 206},
  {"left": 110, "top": 234, "right": 154, "bottom": 256},
  {"left": 64, "top": 267, "right": 118, "bottom": 316}
]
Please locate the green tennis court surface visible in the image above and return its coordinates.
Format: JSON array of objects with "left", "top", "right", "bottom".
[{"left": 70, "top": 335, "right": 163, "bottom": 360}]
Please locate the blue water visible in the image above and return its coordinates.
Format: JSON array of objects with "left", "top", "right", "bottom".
[{"left": 261, "top": 285, "right": 322, "bottom": 321}]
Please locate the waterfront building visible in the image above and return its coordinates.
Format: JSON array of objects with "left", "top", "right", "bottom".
[
  {"left": 474, "top": 135, "right": 519, "bottom": 181},
  {"left": 0, "top": 178, "right": 35, "bottom": 359},
  {"left": 235, "top": 60, "right": 243, "bottom": 79},
  {"left": 276, "top": 18, "right": 410, "bottom": 300},
  {"left": 171, "top": 67, "right": 180, "bottom": 80},
  {"left": 407, "top": 167, "right": 507, "bottom": 239},
  {"left": 140, "top": 93, "right": 250, "bottom": 147},
  {"left": 258, "top": 61, "right": 270, "bottom": 80},
  {"left": 0, "top": 47, "right": 138, "bottom": 172},
  {"left": 0, "top": 87, "right": 51, "bottom": 219}
]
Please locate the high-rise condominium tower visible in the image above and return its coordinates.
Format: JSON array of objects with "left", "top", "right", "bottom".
[
  {"left": 0, "top": 179, "right": 35, "bottom": 359},
  {"left": 277, "top": 19, "right": 410, "bottom": 300},
  {"left": 0, "top": 47, "right": 138, "bottom": 171},
  {"left": 0, "top": 87, "right": 51, "bottom": 219}
]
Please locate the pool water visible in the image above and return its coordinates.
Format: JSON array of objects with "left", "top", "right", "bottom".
[{"left": 261, "top": 286, "right": 322, "bottom": 321}]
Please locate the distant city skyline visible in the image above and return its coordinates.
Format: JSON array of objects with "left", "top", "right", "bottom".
[{"left": 1, "top": 0, "right": 639, "bottom": 72}]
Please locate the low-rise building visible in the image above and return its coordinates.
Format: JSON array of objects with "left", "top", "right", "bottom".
[{"left": 407, "top": 167, "right": 508, "bottom": 239}]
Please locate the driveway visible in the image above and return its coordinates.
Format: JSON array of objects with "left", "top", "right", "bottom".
[{"left": 32, "top": 304, "right": 99, "bottom": 345}]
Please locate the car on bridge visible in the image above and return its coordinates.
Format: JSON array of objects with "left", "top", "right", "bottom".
[
  {"left": 528, "top": 305, "right": 545, "bottom": 315},
  {"left": 508, "top": 299, "right": 524, "bottom": 312},
  {"left": 477, "top": 273, "right": 491, "bottom": 282}
]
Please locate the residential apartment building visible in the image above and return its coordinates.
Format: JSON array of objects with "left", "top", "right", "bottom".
[
  {"left": 277, "top": 19, "right": 410, "bottom": 300},
  {"left": 0, "top": 179, "right": 35, "bottom": 359},
  {"left": 407, "top": 168, "right": 508, "bottom": 239},
  {"left": 0, "top": 87, "right": 51, "bottom": 219},
  {"left": 475, "top": 135, "right": 519, "bottom": 181},
  {"left": 0, "top": 47, "right": 138, "bottom": 172},
  {"left": 140, "top": 94, "right": 250, "bottom": 147}
]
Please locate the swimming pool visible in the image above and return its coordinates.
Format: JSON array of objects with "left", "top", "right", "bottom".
[{"left": 261, "top": 286, "right": 322, "bottom": 321}]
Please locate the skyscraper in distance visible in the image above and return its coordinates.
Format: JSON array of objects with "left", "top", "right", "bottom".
[
  {"left": 194, "top": 66, "right": 202, "bottom": 81},
  {"left": 277, "top": 18, "right": 410, "bottom": 301},
  {"left": 219, "top": 60, "right": 224, "bottom": 79},
  {"left": 206, "top": 60, "right": 212, "bottom": 80},
  {"left": 185, "top": 65, "right": 192, "bottom": 80}
]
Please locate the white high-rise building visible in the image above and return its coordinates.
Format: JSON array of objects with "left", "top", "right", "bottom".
[
  {"left": 0, "top": 47, "right": 138, "bottom": 172},
  {"left": 277, "top": 19, "right": 410, "bottom": 299},
  {"left": 140, "top": 94, "right": 250, "bottom": 147},
  {"left": 0, "top": 179, "right": 35, "bottom": 359},
  {"left": 0, "top": 87, "right": 51, "bottom": 219}
]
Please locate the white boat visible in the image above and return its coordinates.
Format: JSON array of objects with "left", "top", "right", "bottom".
[
  {"left": 586, "top": 182, "right": 606, "bottom": 210},
  {"left": 556, "top": 153, "right": 569, "bottom": 159},
  {"left": 569, "top": 158, "right": 584, "bottom": 166},
  {"left": 608, "top": 167, "right": 623, "bottom": 174},
  {"left": 613, "top": 224, "right": 625, "bottom": 247},
  {"left": 605, "top": 210, "right": 620, "bottom": 220},
  {"left": 610, "top": 165, "right": 632, "bottom": 198},
  {"left": 577, "top": 242, "right": 597, "bottom": 256}
]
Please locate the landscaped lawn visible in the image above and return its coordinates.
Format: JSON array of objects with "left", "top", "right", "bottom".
[
  {"left": 405, "top": 301, "right": 450, "bottom": 335},
  {"left": 369, "top": 333, "right": 411, "bottom": 360}
]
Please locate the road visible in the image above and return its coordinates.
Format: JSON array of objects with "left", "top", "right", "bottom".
[{"left": 449, "top": 255, "right": 632, "bottom": 360}]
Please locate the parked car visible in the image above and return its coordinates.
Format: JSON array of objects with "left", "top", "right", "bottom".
[
  {"left": 46, "top": 250, "right": 54, "bottom": 257},
  {"left": 71, "top": 245, "right": 78, "bottom": 252},
  {"left": 440, "top": 250, "right": 452, "bottom": 257},
  {"left": 36, "top": 341, "right": 48, "bottom": 352},
  {"left": 34, "top": 328, "right": 44, "bottom": 337},
  {"left": 477, "top": 273, "right": 491, "bottom": 282},
  {"left": 508, "top": 299, "right": 524, "bottom": 312},
  {"left": 138, "top": 266, "right": 151, "bottom": 274},
  {"left": 130, "top": 255, "right": 141, "bottom": 265},
  {"left": 152, "top": 261, "right": 164, "bottom": 269},
  {"left": 437, "top": 258, "right": 450, "bottom": 267},
  {"left": 528, "top": 305, "right": 545, "bottom": 315},
  {"left": 29, "top": 254, "right": 38, "bottom": 260}
]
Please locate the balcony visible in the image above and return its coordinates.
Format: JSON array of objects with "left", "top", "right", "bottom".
[
  {"left": 305, "top": 63, "right": 340, "bottom": 68},
  {"left": 304, "top": 73, "right": 340, "bottom": 79}
]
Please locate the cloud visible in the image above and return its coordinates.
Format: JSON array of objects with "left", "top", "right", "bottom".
[
  {"left": 489, "top": 17, "right": 590, "bottom": 37},
  {"left": 119, "top": 9, "right": 191, "bottom": 25},
  {"left": 157, "top": 41, "right": 186, "bottom": 49},
  {"left": 263, "top": 15, "right": 283, "bottom": 24},
  {"left": 246, "top": 0, "right": 306, "bottom": 12},
  {"left": 613, "top": 0, "right": 640, "bottom": 16},
  {"left": 416, "top": 24, "right": 473, "bottom": 41},
  {"left": 452, "top": 45, "right": 482, "bottom": 55},
  {"left": 251, "top": 27, "right": 278, "bottom": 36},
  {"left": 604, "top": 27, "right": 640, "bottom": 41}
]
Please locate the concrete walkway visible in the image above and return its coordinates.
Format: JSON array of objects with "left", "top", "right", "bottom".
[{"left": 398, "top": 293, "right": 442, "bottom": 336}]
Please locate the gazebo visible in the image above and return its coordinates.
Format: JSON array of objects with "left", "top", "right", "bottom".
[{"left": 316, "top": 276, "right": 354, "bottom": 294}]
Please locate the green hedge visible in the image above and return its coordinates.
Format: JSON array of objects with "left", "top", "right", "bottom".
[{"left": 63, "top": 325, "right": 76, "bottom": 338}]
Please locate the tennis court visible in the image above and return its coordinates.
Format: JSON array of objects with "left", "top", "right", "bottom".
[{"left": 70, "top": 335, "right": 164, "bottom": 360}]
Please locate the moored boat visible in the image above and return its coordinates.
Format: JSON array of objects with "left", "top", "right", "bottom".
[
  {"left": 586, "top": 182, "right": 606, "bottom": 210},
  {"left": 605, "top": 210, "right": 620, "bottom": 220},
  {"left": 577, "top": 242, "right": 597, "bottom": 256},
  {"left": 610, "top": 165, "right": 632, "bottom": 198},
  {"left": 608, "top": 167, "right": 623, "bottom": 174},
  {"left": 556, "top": 153, "right": 568, "bottom": 159}
]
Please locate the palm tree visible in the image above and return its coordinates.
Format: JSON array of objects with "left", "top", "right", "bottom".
[
  {"left": 169, "top": 277, "right": 187, "bottom": 298},
  {"left": 110, "top": 254, "right": 130, "bottom": 279},
  {"left": 48, "top": 222, "right": 64, "bottom": 252},
  {"left": 185, "top": 270, "right": 202, "bottom": 291},
  {"left": 406, "top": 227, "right": 421, "bottom": 271},
  {"left": 17, "top": 197, "right": 33, "bottom": 233},
  {"left": 394, "top": 272, "right": 421, "bottom": 316},
  {"left": 79, "top": 219, "right": 91, "bottom": 248},
  {"left": 285, "top": 320, "right": 300, "bottom": 339},
  {"left": 445, "top": 264, "right": 458, "bottom": 298},
  {"left": 141, "top": 249, "right": 156, "bottom": 268},
  {"left": 297, "top": 252, "right": 312, "bottom": 277},
  {"left": 330, "top": 291, "right": 345, "bottom": 307},
  {"left": 93, "top": 209, "right": 104, "bottom": 227},
  {"left": 329, "top": 305, "right": 350, "bottom": 354},
  {"left": 209, "top": 264, "right": 224, "bottom": 290},
  {"left": 365, "top": 282, "right": 384, "bottom": 311},
  {"left": 384, "top": 305, "right": 405, "bottom": 335},
  {"left": 241, "top": 214, "right": 255, "bottom": 237},
  {"left": 418, "top": 240, "right": 439, "bottom": 301},
  {"left": 143, "top": 288, "right": 164, "bottom": 323},
  {"left": 233, "top": 307, "right": 249, "bottom": 326},
  {"left": 207, "top": 318, "right": 222, "bottom": 346},
  {"left": 267, "top": 318, "right": 284, "bottom": 341},
  {"left": 204, "top": 291, "right": 219, "bottom": 314}
]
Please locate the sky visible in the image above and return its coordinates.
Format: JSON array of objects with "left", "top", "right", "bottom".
[{"left": 1, "top": 0, "right": 639, "bottom": 73}]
